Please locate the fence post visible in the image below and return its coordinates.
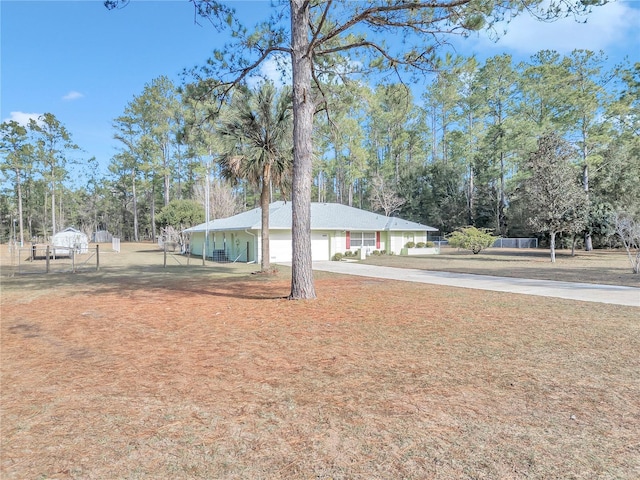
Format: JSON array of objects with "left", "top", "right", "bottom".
[
  {"left": 71, "top": 249, "right": 76, "bottom": 273},
  {"left": 96, "top": 244, "right": 100, "bottom": 271},
  {"left": 46, "top": 245, "right": 50, "bottom": 273}
]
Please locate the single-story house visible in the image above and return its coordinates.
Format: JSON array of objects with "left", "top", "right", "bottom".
[
  {"left": 52, "top": 227, "right": 89, "bottom": 254},
  {"left": 184, "top": 201, "right": 437, "bottom": 263}
]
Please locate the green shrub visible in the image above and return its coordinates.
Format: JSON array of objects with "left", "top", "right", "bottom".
[
  {"left": 425, "top": 241, "right": 435, "bottom": 248},
  {"left": 447, "top": 226, "right": 498, "bottom": 254},
  {"left": 332, "top": 253, "right": 344, "bottom": 261},
  {"left": 416, "top": 242, "right": 426, "bottom": 248},
  {"left": 156, "top": 199, "right": 205, "bottom": 229},
  {"left": 381, "top": 250, "right": 387, "bottom": 255},
  {"left": 405, "top": 241, "right": 416, "bottom": 248},
  {"left": 372, "top": 250, "right": 381, "bottom": 256}
]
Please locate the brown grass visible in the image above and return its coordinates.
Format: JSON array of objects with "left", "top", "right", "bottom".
[
  {"left": 363, "top": 247, "right": 640, "bottom": 287},
  {"left": 1, "top": 243, "right": 639, "bottom": 479}
]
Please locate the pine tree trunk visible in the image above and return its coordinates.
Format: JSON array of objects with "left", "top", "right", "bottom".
[
  {"left": 150, "top": 182, "right": 157, "bottom": 242},
  {"left": 583, "top": 163, "right": 593, "bottom": 251},
  {"left": 260, "top": 170, "right": 271, "bottom": 272},
  {"left": 499, "top": 152, "right": 507, "bottom": 236},
  {"left": 44, "top": 191, "right": 48, "bottom": 240},
  {"left": 132, "top": 171, "right": 139, "bottom": 242},
  {"left": 16, "top": 169, "right": 24, "bottom": 246},
  {"left": 162, "top": 141, "right": 171, "bottom": 207},
  {"left": 51, "top": 176, "right": 57, "bottom": 236},
  {"left": 467, "top": 165, "right": 474, "bottom": 225},
  {"left": 59, "top": 193, "right": 64, "bottom": 233},
  {"left": 289, "top": 0, "right": 316, "bottom": 300}
]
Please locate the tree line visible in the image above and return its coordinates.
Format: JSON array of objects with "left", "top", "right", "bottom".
[{"left": 2, "top": 51, "right": 638, "bottom": 256}]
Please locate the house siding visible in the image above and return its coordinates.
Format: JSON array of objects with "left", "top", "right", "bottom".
[
  {"left": 227, "top": 231, "right": 255, "bottom": 262},
  {"left": 389, "top": 231, "right": 427, "bottom": 254},
  {"left": 190, "top": 228, "right": 429, "bottom": 261},
  {"left": 183, "top": 202, "right": 438, "bottom": 262},
  {"left": 189, "top": 230, "right": 257, "bottom": 263}
]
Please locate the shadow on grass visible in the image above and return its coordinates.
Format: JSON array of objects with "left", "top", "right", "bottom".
[{"left": 0, "top": 262, "right": 297, "bottom": 301}]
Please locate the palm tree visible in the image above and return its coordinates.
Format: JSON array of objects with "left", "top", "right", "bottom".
[{"left": 217, "top": 82, "right": 293, "bottom": 272}]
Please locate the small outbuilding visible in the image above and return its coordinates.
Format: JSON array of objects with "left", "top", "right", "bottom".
[
  {"left": 52, "top": 227, "right": 89, "bottom": 254},
  {"left": 184, "top": 201, "right": 438, "bottom": 263},
  {"left": 93, "top": 230, "right": 113, "bottom": 243}
]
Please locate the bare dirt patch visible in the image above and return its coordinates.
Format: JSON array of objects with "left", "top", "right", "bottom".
[{"left": 1, "top": 243, "right": 639, "bottom": 479}]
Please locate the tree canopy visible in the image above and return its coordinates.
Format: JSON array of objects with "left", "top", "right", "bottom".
[
  {"left": 217, "top": 82, "right": 293, "bottom": 272},
  {"left": 3, "top": 52, "right": 635, "bottom": 288},
  {"left": 520, "top": 133, "right": 588, "bottom": 262},
  {"left": 171, "top": 0, "right": 609, "bottom": 299}
]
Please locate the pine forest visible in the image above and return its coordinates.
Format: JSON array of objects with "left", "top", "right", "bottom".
[{"left": 1, "top": 51, "right": 639, "bottom": 251}]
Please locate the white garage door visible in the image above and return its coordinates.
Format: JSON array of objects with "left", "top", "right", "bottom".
[
  {"left": 268, "top": 231, "right": 330, "bottom": 262},
  {"left": 311, "top": 232, "right": 330, "bottom": 261},
  {"left": 269, "top": 232, "right": 292, "bottom": 262}
]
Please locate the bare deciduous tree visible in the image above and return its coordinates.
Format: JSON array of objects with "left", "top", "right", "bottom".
[
  {"left": 369, "top": 175, "right": 405, "bottom": 217},
  {"left": 192, "top": 178, "right": 241, "bottom": 220},
  {"left": 614, "top": 212, "right": 640, "bottom": 274}
]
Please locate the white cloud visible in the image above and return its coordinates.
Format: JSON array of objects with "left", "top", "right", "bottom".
[
  {"left": 247, "top": 54, "right": 292, "bottom": 89},
  {"left": 3, "top": 111, "right": 43, "bottom": 126},
  {"left": 476, "top": 2, "right": 640, "bottom": 55},
  {"left": 246, "top": 53, "right": 362, "bottom": 89},
  {"left": 62, "top": 90, "right": 84, "bottom": 101}
]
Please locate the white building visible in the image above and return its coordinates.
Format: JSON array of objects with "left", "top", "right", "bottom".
[
  {"left": 184, "top": 202, "right": 437, "bottom": 263},
  {"left": 52, "top": 227, "right": 89, "bottom": 254}
]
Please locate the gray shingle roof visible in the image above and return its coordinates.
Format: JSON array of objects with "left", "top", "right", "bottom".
[{"left": 184, "top": 201, "right": 437, "bottom": 233}]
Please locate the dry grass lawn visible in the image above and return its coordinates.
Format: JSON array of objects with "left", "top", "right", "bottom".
[
  {"left": 363, "top": 247, "right": 640, "bottom": 287},
  {"left": 1, "top": 243, "right": 639, "bottom": 479}
]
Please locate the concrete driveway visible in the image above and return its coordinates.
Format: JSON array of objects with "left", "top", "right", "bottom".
[{"left": 311, "top": 261, "right": 640, "bottom": 307}]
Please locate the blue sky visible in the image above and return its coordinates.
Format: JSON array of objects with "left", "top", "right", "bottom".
[{"left": 2, "top": 0, "right": 639, "bottom": 180}]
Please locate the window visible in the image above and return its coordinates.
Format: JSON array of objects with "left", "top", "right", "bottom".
[{"left": 350, "top": 232, "right": 376, "bottom": 247}]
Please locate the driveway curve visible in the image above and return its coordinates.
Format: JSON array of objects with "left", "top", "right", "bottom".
[{"left": 311, "top": 261, "right": 640, "bottom": 307}]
